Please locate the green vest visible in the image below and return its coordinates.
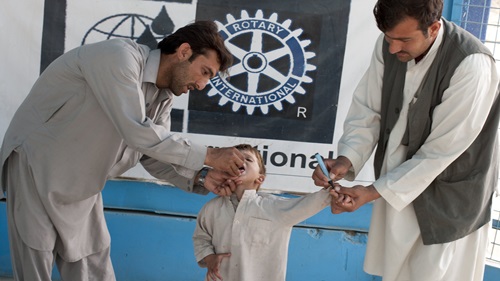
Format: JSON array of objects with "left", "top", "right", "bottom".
[{"left": 374, "top": 19, "right": 500, "bottom": 245}]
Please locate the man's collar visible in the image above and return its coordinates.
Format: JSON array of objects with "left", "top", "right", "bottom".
[
  {"left": 423, "top": 20, "right": 444, "bottom": 59},
  {"left": 143, "top": 49, "right": 161, "bottom": 84},
  {"left": 429, "top": 19, "right": 444, "bottom": 56},
  {"left": 412, "top": 19, "right": 444, "bottom": 65}
]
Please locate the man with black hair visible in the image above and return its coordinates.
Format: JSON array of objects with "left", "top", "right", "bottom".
[
  {"left": 1, "top": 21, "right": 244, "bottom": 280},
  {"left": 313, "top": 1, "right": 499, "bottom": 280}
]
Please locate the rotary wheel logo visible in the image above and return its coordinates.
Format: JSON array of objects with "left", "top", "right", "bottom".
[{"left": 209, "top": 10, "right": 316, "bottom": 115}]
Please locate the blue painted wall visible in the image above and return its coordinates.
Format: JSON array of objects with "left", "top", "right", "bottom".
[
  {"left": 443, "top": 0, "right": 453, "bottom": 19},
  {"left": 0, "top": 180, "right": 379, "bottom": 280},
  {"left": 1, "top": 180, "right": 499, "bottom": 280}
]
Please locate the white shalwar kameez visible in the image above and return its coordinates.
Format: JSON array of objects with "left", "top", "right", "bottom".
[
  {"left": 338, "top": 22, "right": 498, "bottom": 281},
  {"left": 193, "top": 189, "right": 331, "bottom": 281}
]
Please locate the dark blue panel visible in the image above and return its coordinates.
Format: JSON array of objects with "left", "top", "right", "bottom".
[
  {"left": 484, "top": 263, "right": 500, "bottom": 281},
  {"left": 459, "top": 0, "right": 491, "bottom": 41},
  {"left": 492, "top": 219, "right": 499, "bottom": 230},
  {"left": 0, "top": 201, "right": 11, "bottom": 277}
]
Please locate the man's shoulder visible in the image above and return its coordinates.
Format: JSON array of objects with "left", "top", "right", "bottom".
[
  {"left": 82, "top": 38, "right": 151, "bottom": 59},
  {"left": 442, "top": 19, "right": 491, "bottom": 55},
  {"left": 92, "top": 38, "right": 138, "bottom": 47}
]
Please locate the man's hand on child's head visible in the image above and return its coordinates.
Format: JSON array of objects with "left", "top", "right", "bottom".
[
  {"left": 204, "top": 253, "right": 231, "bottom": 281},
  {"left": 205, "top": 147, "right": 245, "bottom": 177}
]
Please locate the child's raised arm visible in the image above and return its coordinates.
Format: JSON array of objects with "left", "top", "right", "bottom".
[{"left": 265, "top": 188, "right": 332, "bottom": 226}]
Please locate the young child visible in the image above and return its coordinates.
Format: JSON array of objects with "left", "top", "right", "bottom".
[{"left": 192, "top": 144, "right": 331, "bottom": 281}]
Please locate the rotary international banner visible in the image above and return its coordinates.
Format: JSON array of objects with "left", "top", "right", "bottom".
[{"left": 0, "top": 0, "right": 381, "bottom": 193}]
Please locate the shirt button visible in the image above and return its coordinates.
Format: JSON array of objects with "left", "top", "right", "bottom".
[
  {"left": 385, "top": 128, "right": 391, "bottom": 134},
  {"left": 395, "top": 108, "right": 400, "bottom": 114},
  {"left": 234, "top": 220, "right": 240, "bottom": 224},
  {"left": 146, "top": 103, "right": 150, "bottom": 107}
]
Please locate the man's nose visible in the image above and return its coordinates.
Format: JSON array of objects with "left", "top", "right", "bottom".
[
  {"left": 388, "top": 40, "right": 403, "bottom": 54},
  {"left": 196, "top": 78, "right": 210, "bottom": 90}
]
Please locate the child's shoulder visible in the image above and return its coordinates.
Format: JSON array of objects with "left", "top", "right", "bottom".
[
  {"left": 198, "top": 195, "right": 230, "bottom": 215},
  {"left": 204, "top": 195, "right": 228, "bottom": 206},
  {"left": 203, "top": 196, "right": 230, "bottom": 209}
]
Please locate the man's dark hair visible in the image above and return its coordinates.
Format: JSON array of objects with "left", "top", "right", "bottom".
[
  {"left": 373, "top": 0, "right": 443, "bottom": 35},
  {"left": 157, "top": 21, "right": 233, "bottom": 76}
]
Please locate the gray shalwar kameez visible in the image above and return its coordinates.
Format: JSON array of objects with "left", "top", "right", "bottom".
[{"left": 0, "top": 38, "right": 208, "bottom": 279}]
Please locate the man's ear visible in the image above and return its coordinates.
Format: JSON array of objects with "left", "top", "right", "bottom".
[
  {"left": 428, "top": 20, "right": 441, "bottom": 38},
  {"left": 177, "top": 42, "right": 192, "bottom": 61}
]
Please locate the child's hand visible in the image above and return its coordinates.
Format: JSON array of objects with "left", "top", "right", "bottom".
[
  {"left": 204, "top": 253, "right": 231, "bottom": 281},
  {"left": 330, "top": 184, "right": 381, "bottom": 214},
  {"left": 330, "top": 190, "right": 353, "bottom": 214},
  {"left": 204, "top": 170, "right": 242, "bottom": 196}
]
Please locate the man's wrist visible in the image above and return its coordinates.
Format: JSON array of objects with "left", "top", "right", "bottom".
[
  {"left": 196, "top": 167, "right": 210, "bottom": 188},
  {"left": 337, "top": 155, "right": 353, "bottom": 169},
  {"left": 367, "top": 184, "right": 381, "bottom": 200}
]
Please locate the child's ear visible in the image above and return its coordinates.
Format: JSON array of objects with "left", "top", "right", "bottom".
[{"left": 256, "top": 175, "right": 266, "bottom": 184}]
